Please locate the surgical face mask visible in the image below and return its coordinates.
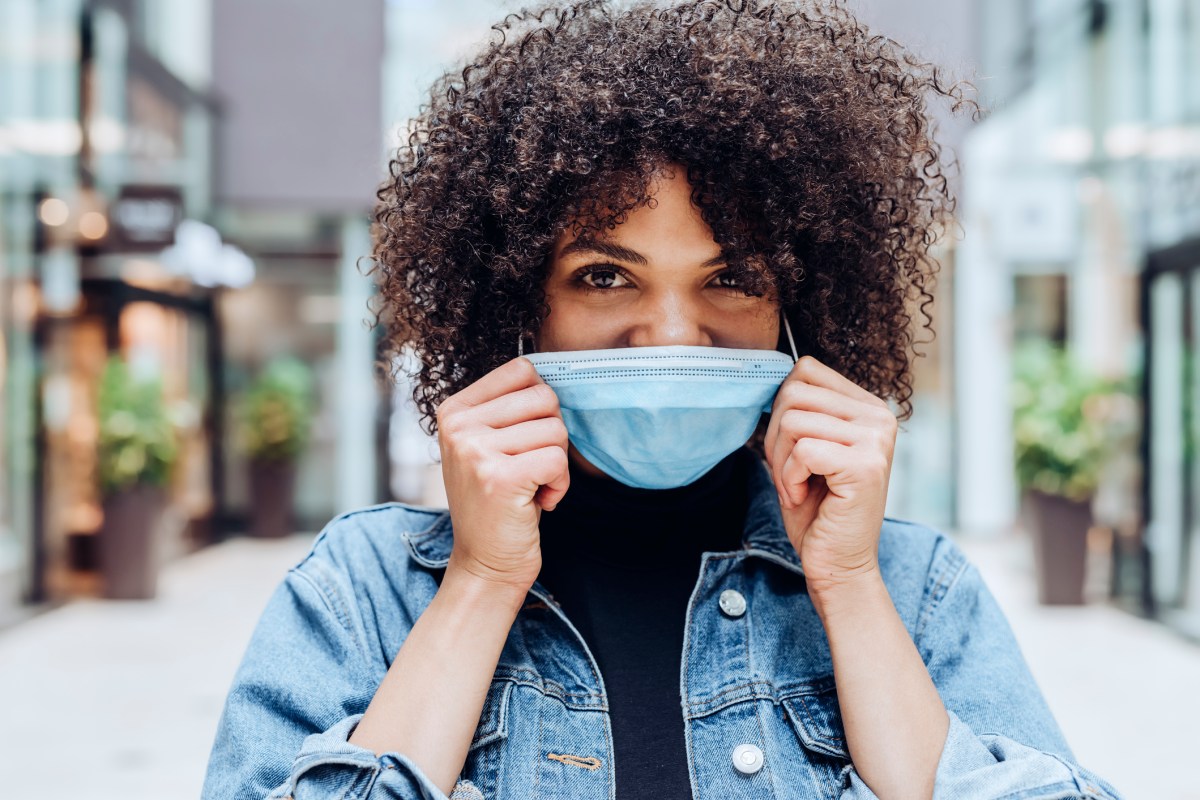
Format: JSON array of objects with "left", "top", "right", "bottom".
[{"left": 521, "top": 313, "right": 799, "bottom": 489}]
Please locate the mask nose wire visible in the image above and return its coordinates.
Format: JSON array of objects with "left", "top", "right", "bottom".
[{"left": 782, "top": 311, "right": 799, "bottom": 363}]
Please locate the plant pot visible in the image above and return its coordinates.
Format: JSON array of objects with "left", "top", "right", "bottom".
[
  {"left": 98, "top": 483, "right": 166, "bottom": 600},
  {"left": 248, "top": 458, "right": 297, "bottom": 538},
  {"left": 1022, "top": 488, "right": 1092, "bottom": 605}
]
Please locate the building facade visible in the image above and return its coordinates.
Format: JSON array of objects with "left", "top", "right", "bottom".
[
  {"left": 962, "top": 0, "right": 1200, "bottom": 635},
  {"left": 0, "top": 0, "right": 224, "bottom": 621}
]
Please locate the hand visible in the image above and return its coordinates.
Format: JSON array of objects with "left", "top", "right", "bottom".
[
  {"left": 763, "top": 355, "right": 898, "bottom": 596},
  {"left": 437, "top": 357, "right": 571, "bottom": 593}
]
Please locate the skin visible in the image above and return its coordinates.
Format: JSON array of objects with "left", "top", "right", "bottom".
[
  {"left": 536, "top": 162, "right": 780, "bottom": 483},
  {"left": 351, "top": 162, "right": 949, "bottom": 800}
]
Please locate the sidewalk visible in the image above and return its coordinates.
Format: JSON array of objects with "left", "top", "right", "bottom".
[
  {"left": 0, "top": 533, "right": 316, "bottom": 800},
  {"left": 955, "top": 532, "right": 1200, "bottom": 800},
  {"left": 0, "top": 526, "right": 1195, "bottom": 799}
]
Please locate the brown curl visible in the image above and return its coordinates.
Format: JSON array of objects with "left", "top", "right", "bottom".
[{"left": 368, "top": 0, "right": 980, "bottom": 441}]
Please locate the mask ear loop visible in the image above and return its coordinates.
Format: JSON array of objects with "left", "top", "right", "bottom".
[
  {"left": 782, "top": 311, "right": 799, "bottom": 363},
  {"left": 518, "top": 333, "right": 532, "bottom": 357}
]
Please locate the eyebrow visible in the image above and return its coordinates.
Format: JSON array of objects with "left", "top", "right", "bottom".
[{"left": 558, "top": 237, "right": 727, "bottom": 269}]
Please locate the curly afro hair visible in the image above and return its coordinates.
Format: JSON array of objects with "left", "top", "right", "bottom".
[{"left": 370, "top": 0, "right": 978, "bottom": 439}]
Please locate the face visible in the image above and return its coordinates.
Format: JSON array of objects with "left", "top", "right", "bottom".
[
  {"left": 536, "top": 161, "right": 782, "bottom": 478},
  {"left": 537, "top": 162, "right": 780, "bottom": 353}
]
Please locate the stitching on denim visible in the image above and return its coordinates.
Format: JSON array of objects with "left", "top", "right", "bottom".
[
  {"left": 547, "top": 753, "right": 603, "bottom": 770},
  {"left": 988, "top": 781, "right": 1092, "bottom": 800},
  {"left": 534, "top": 689, "right": 544, "bottom": 797},
  {"left": 450, "top": 778, "right": 486, "bottom": 800},
  {"left": 749, "top": 695, "right": 775, "bottom": 791},
  {"left": 492, "top": 665, "right": 607, "bottom": 702},
  {"left": 798, "top": 693, "right": 845, "bottom": 745},
  {"left": 309, "top": 559, "right": 359, "bottom": 633},
  {"left": 286, "top": 567, "right": 377, "bottom": 692},
  {"left": 914, "top": 539, "right": 968, "bottom": 646},
  {"left": 686, "top": 678, "right": 775, "bottom": 709},
  {"left": 686, "top": 676, "right": 841, "bottom": 718},
  {"left": 343, "top": 764, "right": 381, "bottom": 800},
  {"left": 470, "top": 680, "right": 513, "bottom": 750},
  {"left": 681, "top": 554, "right": 704, "bottom": 799},
  {"left": 967, "top": 734, "right": 1105, "bottom": 799}
]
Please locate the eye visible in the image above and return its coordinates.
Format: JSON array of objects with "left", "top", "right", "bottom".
[
  {"left": 710, "top": 270, "right": 760, "bottom": 296},
  {"left": 573, "top": 265, "right": 632, "bottom": 292}
]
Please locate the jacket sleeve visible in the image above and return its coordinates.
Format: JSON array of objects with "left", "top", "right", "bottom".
[
  {"left": 838, "top": 534, "right": 1126, "bottom": 800},
  {"left": 200, "top": 551, "right": 470, "bottom": 800}
]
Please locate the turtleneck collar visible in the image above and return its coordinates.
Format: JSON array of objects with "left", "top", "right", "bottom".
[{"left": 537, "top": 446, "right": 752, "bottom": 571}]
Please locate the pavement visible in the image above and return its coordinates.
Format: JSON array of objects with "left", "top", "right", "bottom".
[{"left": 0, "top": 525, "right": 1195, "bottom": 800}]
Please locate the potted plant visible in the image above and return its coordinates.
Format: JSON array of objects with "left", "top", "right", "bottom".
[
  {"left": 238, "top": 358, "right": 314, "bottom": 538},
  {"left": 96, "top": 356, "right": 179, "bottom": 599},
  {"left": 1011, "top": 339, "right": 1133, "bottom": 605}
]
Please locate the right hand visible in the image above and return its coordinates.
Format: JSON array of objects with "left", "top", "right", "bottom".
[{"left": 437, "top": 356, "right": 571, "bottom": 594}]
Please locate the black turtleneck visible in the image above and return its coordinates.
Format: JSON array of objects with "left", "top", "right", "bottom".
[{"left": 536, "top": 446, "right": 753, "bottom": 799}]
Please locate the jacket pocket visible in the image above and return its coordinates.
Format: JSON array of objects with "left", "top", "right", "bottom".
[
  {"left": 458, "top": 678, "right": 515, "bottom": 800},
  {"left": 470, "top": 678, "right": 513, "bottom": 751},
  {"left": 780, "top": 677, "right": 850, "bottom": 761}
]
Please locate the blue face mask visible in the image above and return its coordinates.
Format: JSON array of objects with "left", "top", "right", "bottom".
[{"left": 521, "top": 313, "right": 799, "bottom": 489}]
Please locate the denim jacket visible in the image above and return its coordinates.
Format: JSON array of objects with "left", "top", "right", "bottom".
[{"left": 202, "top": 454, "right": 1125, "bottom": 800}]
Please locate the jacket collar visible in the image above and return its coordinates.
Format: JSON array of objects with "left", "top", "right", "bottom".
[{"left": 401, "top": 449, "right": 804, "bottom": 576}]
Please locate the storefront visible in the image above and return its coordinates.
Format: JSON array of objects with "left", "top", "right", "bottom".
[
  {"left": 1142, "top": 238, "right": 1200, "bottom": 638},
  {"left": 0, "top": 0, "right": 226, "bottom": 610},
  {"left": 963, "top": 0, "right": 1200, "bottom": 629}
]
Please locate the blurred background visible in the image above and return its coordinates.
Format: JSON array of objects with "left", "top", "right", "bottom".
[{"left": 0, "top": 0, "right": 1196, "bottom": 798}]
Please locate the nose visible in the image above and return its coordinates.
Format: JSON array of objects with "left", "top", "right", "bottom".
[{"left": 625, "top": 291, "right": 714, "bottom": 348}]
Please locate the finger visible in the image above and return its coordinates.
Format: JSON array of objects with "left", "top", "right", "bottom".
[
  {"left": 468, "top": 383, "right": 562, "bottom": 430},
  {"left": 770, "top": 378, "right": 879, "bottom": 424},
  {"left": 776, "top": 408, "right": 863, "bottom": 449},
  {"left": 789, "top": 356, "right": 888, "bottom": 409},
  {"left": 487, "top": 416, "right": 569, "bottom": 456},
  {"left": 781, "top": 438, "right": 851, "bottom": 505},
  {"left": 769, "top": 409, "right": 861, "bottom": 502},
  {"left": 447, "top": 356, "right": 544, "bottom": 411},
  {"left": 509, "top": 445, "right": 570, "bottom": 509}
]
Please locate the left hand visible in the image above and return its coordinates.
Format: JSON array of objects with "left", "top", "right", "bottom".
[{"left": 763, "top": 355, "right": 898, "bottom": 597}]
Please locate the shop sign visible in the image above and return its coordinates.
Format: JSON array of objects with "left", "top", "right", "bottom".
[{"left": 110, "top": 185, "right": 184, "bottom": 252}]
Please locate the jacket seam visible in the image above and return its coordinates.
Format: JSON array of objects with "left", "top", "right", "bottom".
[
  {"left": 914, "top": 537, "right": 969, "bottom": 648},
  {"left": 287, "top": 565, "right": 374, "bottom": 689}
]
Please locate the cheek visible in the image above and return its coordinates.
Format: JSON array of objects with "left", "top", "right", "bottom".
[
  {"left": 534, "top": 292, "right": 605, "bottom": 350},
  {"left": 729, "top": 300, "right": 781, "bottom": 349}
]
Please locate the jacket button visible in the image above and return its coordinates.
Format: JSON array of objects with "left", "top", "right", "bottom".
[
  {"left": 731, "top": 743, "right": 764, "bottom": 775},
  {"left": 719, "top": 589, "right": 746, "bottom": 618}
]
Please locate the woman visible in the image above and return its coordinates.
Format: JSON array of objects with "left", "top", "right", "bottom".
[{"left": 202, "top": 1, "right": 1124, "bottom": 798}]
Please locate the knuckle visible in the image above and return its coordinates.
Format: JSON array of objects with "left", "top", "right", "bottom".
[
  {"left": 531, "top": 383, "right": 558, "bottom": 408},
  {"left": 455, "top": 435, "right": 486, "bottom": 463},
  {"left": 875, "top": 456, "right": 891, "bottom": 478},
  {"left": 475, "top": 459, "right": 503, "bottom": 494},
  {"left": 778, "top": 380, "right": 804, "bottom": 405},
  {"left": 435, "top": 399, "right": 455, "bottom": 426}
]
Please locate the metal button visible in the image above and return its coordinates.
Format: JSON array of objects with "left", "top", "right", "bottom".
[
  {"left": 731, "top": 743, "right": 764, "bottom": 774},
  {"left": 719, "top": 589, "right": 746, "bottom": 618}
]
